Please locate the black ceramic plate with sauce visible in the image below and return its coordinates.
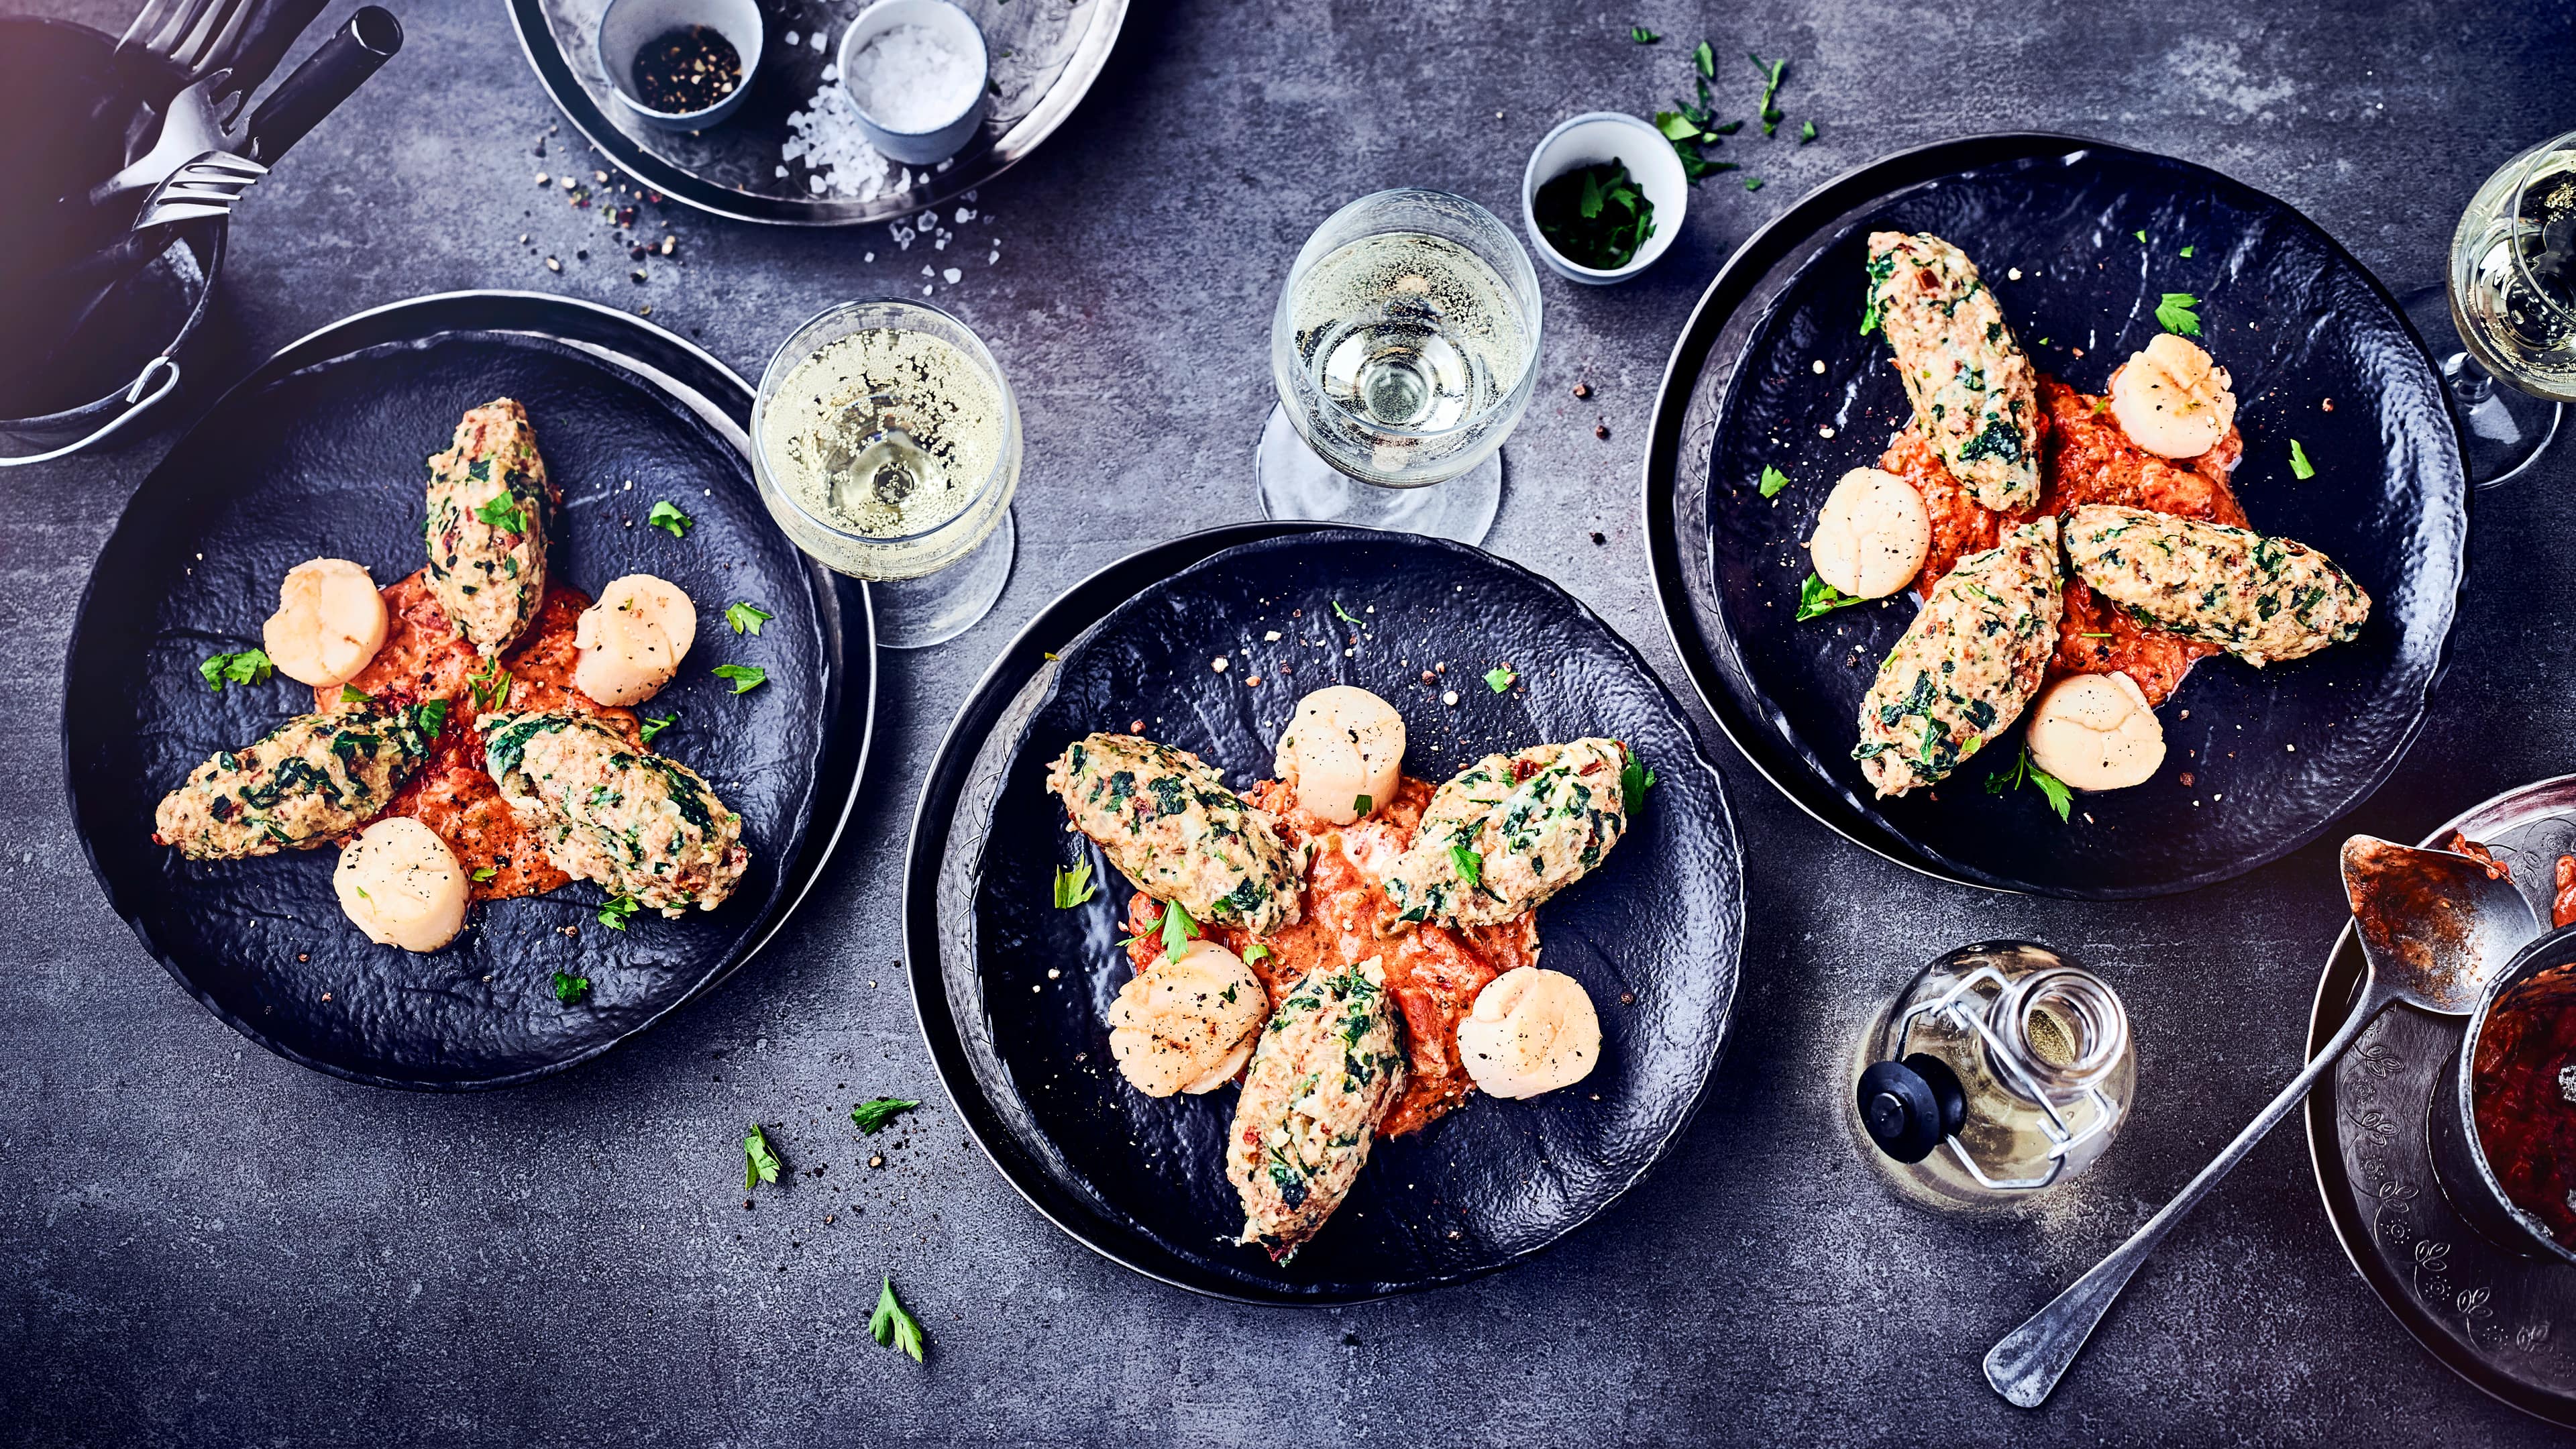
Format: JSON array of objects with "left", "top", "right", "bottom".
[
  {"left": 906, "top": 525, "right": 1743, "bottom": 1302},
  {"left": 1644, "top": 133, "right": 2467, "bottom": 898},
  {"left": 64, "top": 292, "right": 873, "bottom": 1089}
]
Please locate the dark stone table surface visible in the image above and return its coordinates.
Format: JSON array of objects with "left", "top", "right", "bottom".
[{"left": 5, "top": 0, "right": 2575, "bottom": 1442}]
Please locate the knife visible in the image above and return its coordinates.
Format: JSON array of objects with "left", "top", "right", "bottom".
[{"left": 239, "top": 7, "right": 403, "bottom": 165}]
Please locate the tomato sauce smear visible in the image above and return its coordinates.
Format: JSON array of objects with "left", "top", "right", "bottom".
[
  {"left": 1123, "top": 775, "right": 1538, "bottom": 1138},
  {"left": 1884, "top": 374, "right": 2247, "bottom": 706},
  {"left": 316, "top": 570, "right": 638, "bottom": 903}
]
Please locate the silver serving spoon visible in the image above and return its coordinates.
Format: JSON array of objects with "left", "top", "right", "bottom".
[{"left": 1982, "top": 835, "right": 2541, "bottom": 1408}]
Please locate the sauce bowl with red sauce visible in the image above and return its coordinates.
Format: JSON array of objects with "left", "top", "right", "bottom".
[{"left": 2441, "top": 926, "right": 2576, "bottom": 1265}]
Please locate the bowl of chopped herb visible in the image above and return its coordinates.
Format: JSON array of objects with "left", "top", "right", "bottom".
[{"left": 1521, "top": 112, "right": 1686, "bottom": 285}]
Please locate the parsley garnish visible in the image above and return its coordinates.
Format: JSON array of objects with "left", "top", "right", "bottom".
[
  {"left": 472, "top": 865, "right": 498, "bottom": 881},
  {"left": 869, "top": 1277, "right": 925, "bottom": 1362},
  {"left": 1533, "top": 160, "right": 1657, "bottom": 270},
  {"left": 1448, "top": 843, "right": 1485, "bottom": 887},
  {"left": 597, "top": 894, "right": 642, "bottom": 930},
  {"left": 724, "top": 600, "right": 773, "bottom": 636},
  {"left": 1743, "top": 176, "right": 1766, "bottom": 192},
  {"left": 2155, "top": 292, "right": 2202, "bottom": 335},
  {"left": 1484, "top": 665, "right": 1516, "bottom": 692},
  {"left": 743, "top": 1124, "right": 782, "bottom": 1190},
  {"left": 1620, "top": 749, "right": 1657, "bottom": 814},
  {"left": 1159, "top": 898, "right": 1197, "bottom": 961},
  {"left": 339, "top": 684, "right": 372, "bottom": 704},
  {"left": 1053, "top": 860, "right": 1098, "bottom": 908},
  {"left": 1652, "top": 44, "right": 1744, "bottom": 185},
  {"left": 2289, "top": 439, "right": 2316, "bottom": 480},
  {"left": 1800, "top": 119, "right": 1817, "bottom": 143},
  {"left": 640, "top": 712, "right": 676, "bottom": 743},
  {"left": 2179, "top": 244, "right": 2195, "bottom": 258},
  {"left": 647, "top": 500, "right": 692, "bottom": 538},
  {"left": 1758, "top": 464, "right": 1791, "bottom": 499},
  {"left": 411, "top": 698, "right": 450, "bottom": 737},
  {"left": 1331, "top": 600, "right": 1364, "bottom": 627},
  {"left": 1749, "top": 52, "right": 1786, "bottom": 135},
  {"left": 472, "top": 494, "right": 530, "bottom": 535},
  {"left": 710, "top": 664, "right": 766, "bottom": 694},
  {"left": 1352, "top": 793, "right": 1373, "bottom": 816},
  {"left": 1629, "top": 23, "right": 1658, "bottom": 42},
  {"left": 1795, "top": 573, "right": 1864, "bottom": 621},
  {"left": 1986, "top": 743, "right": 2073, "bottom": 821},
  {"left": 466, "top": 659, "right": 512, "bottom": 712},
  {"left": 198, "top": 649, "right": 273, "bottom": 692},
  {"left": 851, "top": 1097, "right": 921, "bottom": 1134},
  {"left": 1243, "top": 943, "right": 1272, "bottom": 965},
  {"left": 2134, "top": 229, "right": 2147, "bottom": 243},
  {"left": 552, "top": 971, "right": 590, "bottom": 1004}
]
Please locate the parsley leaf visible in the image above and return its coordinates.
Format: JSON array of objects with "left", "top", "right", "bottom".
[
  {"left": 1352, "top": 793, "right": 1373, "bottom": 816},
  {"left": 1749, "top": 52, "right": 1786, "bottom": 135},
  {"left": 466, "top": 659, "right": 512, "bottom": 712},
  {"left": 1630, "top": 23, "right": 1658, "bottom": 42},
  {"left": 869, "top": 1276, "right": 925, "bottom": 1362},
  {"left": 1795, "top": 573, "right": 1865, "bottom": 621},
  {"left": 1484, "top": 665, "right": 1516, "bottom": 692},
  {"left": 597, "top": 894, "right": 642, "bottom": 930},
  {"left": 851, "top": 1097, "right": 922, "bottom": 1134},
  {"left": 411, "top": 698, "right": 450, "bottom": 737},
  {"left": 339, "top": 684, "right": 372, "bottom": 704},
  {"left": 743, "top": 1124, "right": 782, "bottom": 1190},
  {"left": 724, "top": 600, "right": 773, "bottom": 636},
  {"left": 2289, "top": 439, "right": 2316, "bottom": 480},
  {"left": 1620, "top": 749, "right": 1656, "bottom": 814},
  {"left": 472, "top": 494, "right": 531, "bottom": 535},
  {"left": 1448, "top": 843, "right": 1485, "bottom": 888},
  {"left": 1759, "top": 464, "right": 1790, "bottom": 498},
  {"left": 646, "top": 500, "right": 693, "bottom": 538},
  {"left": 1984, "top": 743, "right": 2073, "bottom": 821},
  {"left": 199, "top": 649, "right": 274, "bottom": 692},
  {"left": 710, "top": 664, "right": 766, "bottom": 694},
  {"left": 1242, "top": 942, "right": 1272, "bottom": 965},
  {"left": 472, "top": 865, "right": 498, "bottom": 881},
  {"left": 2134, "top": 229, "right": 2147, "bottom": 243},
  {"left": 1052, "top": 860, "right": 1098, "bottom": 908},
  {"left": 640, "top": 712, "right": 677, "bottom": 744},
  {"left": 552, "top": 971, "right": 590, "bottom": 1004},
  {"left": 1693, "top": 40, "right": 1714, "bottom": 76},
  {"left": 2154, "top": 291, "right": 2202, "bottom": 335},
  {"left": 1159, "top": 898, "right": 1197, "bottom": 961},
  {"left": 1743, "top": 176, "right": 1765, "bottom": 192},
  {"left": 1331, "top": 600, "right": 1364, "bottom": 627},
  {"left": 2179, "top": 244, "right": 2196, "bottom": 258},
  {"left": 1655, "top": 111, "right": 1703, "bottom": 142},
  {"left": 1799, "top": 119, "right": 1817, "bottom": 143}
]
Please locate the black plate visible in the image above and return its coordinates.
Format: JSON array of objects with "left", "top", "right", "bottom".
[
  {"left": 64, "top": 292, "right": 873, "bottom": 1089},
  {"left": 1643, "top": 133, "right": 2467, "bottom": 898},
  {"left": 906, "top": 525, "right": 1743, "bottom": 1302}
]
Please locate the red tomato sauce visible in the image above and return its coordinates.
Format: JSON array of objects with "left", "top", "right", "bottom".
[{"left": 2473, "top": 961, "right": 2576, "bottom": 1247}]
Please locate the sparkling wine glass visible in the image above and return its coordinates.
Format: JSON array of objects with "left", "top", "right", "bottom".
[{"left": 1256, "top": 189, "right": 1543, "bottom": 544}]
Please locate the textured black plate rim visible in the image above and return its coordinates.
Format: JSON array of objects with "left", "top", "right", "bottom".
[
  {"left": 62, "top": 289, "right": 877, "bottom": 1091},
  {"left": 503, "top": 0, "right": 1128, "bottom": 227},
  {"left": 902, "top": 523, "right": 1745, "bottom": 1305},
  {"left": 2304, "top": 775, "right": 2576, "bottom": 1428},
  {"left": 1638, "top": 129, "right": 2471, "bottom": 900}
]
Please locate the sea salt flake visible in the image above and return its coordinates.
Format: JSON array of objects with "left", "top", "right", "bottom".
[
  {"left": 782, "top": 29, "right": 798, "bottom": 44},
  {"left": 943, "top": 267, "right": 961, "bottom": 283},
  {"left": 811, "top": 30, "right": 827, "bottom": 50}
]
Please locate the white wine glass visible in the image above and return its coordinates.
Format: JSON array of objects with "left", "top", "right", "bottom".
[
  {"left": 2405, "top": 128, "right": 2575, "bottom": 488},
  {"left": 1256, "top": 189, "right": 1544, "bottom": 544},
  {"left": 751, "top": 297, "right": 1020, "bottom": 649}
]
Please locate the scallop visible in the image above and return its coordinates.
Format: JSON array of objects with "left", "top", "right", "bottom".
[
  {"left": 572, "top": 574, "right": 698, "bottom": 708},
  {"left": 332, "top": 816, "right": 469, "bottom": 952},
  {"left": 2025, "top": 672, "right": 2167, "bottom": 792},
  {"left": 262, "top": 558, "right": 389, "bottom": 688},
  {"left": 1107, "top": 939, "right": 1270, "bottom": 1097},
  {"left": 1273, "top": 685, "right": 1406, "bottom": 824},
  {"left": 1809, "top": 467, "right": 1931, "bottom": 599},
  {"left": 1456, "top": 966, "right": 1603, "bottom": 1099},
  {"left": 2108, "top": 333, "right": 2237, "bottom": 460}
]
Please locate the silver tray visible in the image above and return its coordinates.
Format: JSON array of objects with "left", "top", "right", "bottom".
[
  {"left": 2306, "top": 775, "right": 2576, "bottom": 1426},
  {"left": 508, "top": 0, "right": 1124, "bottom": 225}
]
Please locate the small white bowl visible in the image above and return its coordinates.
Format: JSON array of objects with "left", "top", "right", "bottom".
[
  {"left": 596, "top": 0, "right": 762, "bottom": 131},
  {"left": 836, "top": 0, "right": 990, "bottom": 167},
  {"left": 1521, "top": 112, "right": 1688, "bottom": 285}
]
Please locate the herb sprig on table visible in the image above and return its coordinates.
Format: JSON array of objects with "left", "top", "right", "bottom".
[
  {"left": 871, "top": 1276, "right": 926, "bottom": 1362},
  {"left": 1533, "top": 160, "right": 1657, "bottom": 271},
  {"left": 1986, "top": 743, "right": 2074, "bottom": 821}
]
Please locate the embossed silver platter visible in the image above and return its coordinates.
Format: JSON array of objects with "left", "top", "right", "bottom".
[
  {"left": 507, "top": 0, "right": 1126, "bottom": 225},
  {"left": 2306, "top": 774, "right": 2576, "bottom": 1425}
]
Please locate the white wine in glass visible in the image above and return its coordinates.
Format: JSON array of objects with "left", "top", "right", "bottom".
[
  {"left": 2408, "top": 129, "right": 2575, "bottom": 487},
  {"left": 1258, "top": 189, "right": 1542, "bottom": 544}
]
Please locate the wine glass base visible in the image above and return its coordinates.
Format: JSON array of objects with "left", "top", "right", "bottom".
[
  {"left": 866, "top": 508, "right": 1016, "bottom": 650},
  {"left": 2400, "top": 284, "right": 2565, "bottom": 488},
  {"left": 1253, "top": 403, "right": 1500, "bottom": 545}
]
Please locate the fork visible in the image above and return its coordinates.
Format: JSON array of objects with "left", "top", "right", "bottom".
[
  {"left": 112, "top": 0, "right": 256, "bottom": 87},
  {"left": 14, "top": 154, "right": 268, "bottom": 378}
]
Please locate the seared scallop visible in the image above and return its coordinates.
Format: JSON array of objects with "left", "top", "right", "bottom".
[
  {"left": 1457, "top": 967, "right": 1602, "bottom": 1099},
  {"left": 333, "top": 816, "right": 470, "bottom": 951},
  {"left": 1274, "top": 686, "right": 1406, "bottom": 824},
  {"left": 1108, "top": 939, "right": 1269, "bottom": 1097},
  {"left": 572, "top": 574, "right": 698, "bottom": 707},
  {"left": 2025, "top": 672, "right": 2167, "bottom": 791},
  {"left": 262, "top": 559, "right": 390, "bottom": 688},
  {"left": 2108, "top": 333, "right": 2237, "bottom": 460},
  {"left": 1809, "top": 467, "right": 1931, "bottom": 599}
]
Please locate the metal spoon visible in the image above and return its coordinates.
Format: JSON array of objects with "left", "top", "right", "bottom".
[{"left": 1981, "top": 835, "right": 2540, "bottom": 1408}]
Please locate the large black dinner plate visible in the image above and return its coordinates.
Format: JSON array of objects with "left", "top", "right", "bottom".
[
  {"left": 1644, "top": 133, "right": 2467, "bottom": 898},
  {"left": 64, "top": 292, "right": 873, "bottom": 1089},
  {"left": 906, "top": 525, "right": 1743, "bottom": 1302}
]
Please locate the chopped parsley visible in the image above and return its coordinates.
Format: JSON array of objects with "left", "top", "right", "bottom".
[
  {"left": 1159, "top": 898, "right": 1197, "bottom": 961},
  {"left": 2179, "top": 244, "right": 2196, "bottom": 258},
  {"left": 1484, "top": 665, "right": 1516, "bottom": 692},
  {"left": 466, "top": 659, "right": 512, "bottom": 712},
  {"left": 646, "top": 500, "right": 692, "bottom": 538},
  {"left": 552, "top": 971, "right": 590, "bottom": 1004},
  {"left": 1331, "top": 600, "right": 1364, "bottom": 627},
  {"left": 869, "top": 1276, "right": 925, "bottom": 1362},
  {"left": 1986, "top": 743, "right": 2073, "bottom": 821},
  {"left": 472, "top": 494, "right": 530, "bottom": 535},
  {"left": 472, "top": 865, "right": 498, "bottom": 881},
  {"left": 597, "top": 894, "right": 643, "bottom": 930},
  {"left": 1795, "top": 573, "right": 1864, "bottom": 621},
  {"left": 724, "top": 600, "right": 773, "bottom": 636},
  {"left": 851, "top": 1097, "right": 921, "bottom": 1134},
  {"left": 1650, "top": 42, "right": 1745, "bottom": 185},
  {"left": 640, "top": 712, "right": 677, "bottom": 743},
  {"left": 1052, "top": 859, "right": 1098, "bottom": 908},
  {"left": 339, "top": 684, "right": 372, "bottom": 704},
  {"left": 1533, "top": 160, "right": 1657, "bottom": 271},
  {"left": 411, "top": 698, "right": 450, "bottom": 737},
  {"left": 742, "top": 1124, "right": 782, "bottom": 1189},
  {"left": 1799, "top": 119, "right": 1817, "bottom": 143},
  {"left": 1629, "top": 23, "right": 1658, "bottom": 42},
  {"left": 1242, "top": 943, "right": 1273, "bottom": 965},
  {"left": 1748, "top": 52, "right": 1786, "bottom": 135},
  {"left": 1352, "top": 793, "right": 1373, "bottom": 816},
  {"left": 2134, "top": 229, "right": 2147, "bottom": 243},
  {"left": 2289, "top": 439, "right": 2316, "bottom": 480},
  {"left": 710, "top": 664, "right": 766, "bottom": 694},
  {"left": 199, "top": 649, "right": 274, "bottom": 692},
  {"left": 1448, "top": 843, "right": 1485, "bottom": 887},
  {"left": 2154, "top": 292, "right": 2202, "bottom": 336},
  {"left": 1759, "top": 464, "right": 1790, "bottom": 498},
  {"left": 1620, "top": 750, "right": 1657, "bottom": 814},
  {"left": 1743, "top": 176, "right": 1765, "bottom": 192}
]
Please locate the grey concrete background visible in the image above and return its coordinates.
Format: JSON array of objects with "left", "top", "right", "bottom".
[{"left": 4, "top": 0, "right": 2574, "bottom": 1443}]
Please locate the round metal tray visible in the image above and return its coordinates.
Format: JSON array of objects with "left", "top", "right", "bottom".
[
  {"left": 508, "top": 0, "right": 1125, "bottom": 225},
  {"left": 2306, "top": 775, "right": 2576, "bottom": 1426}
]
